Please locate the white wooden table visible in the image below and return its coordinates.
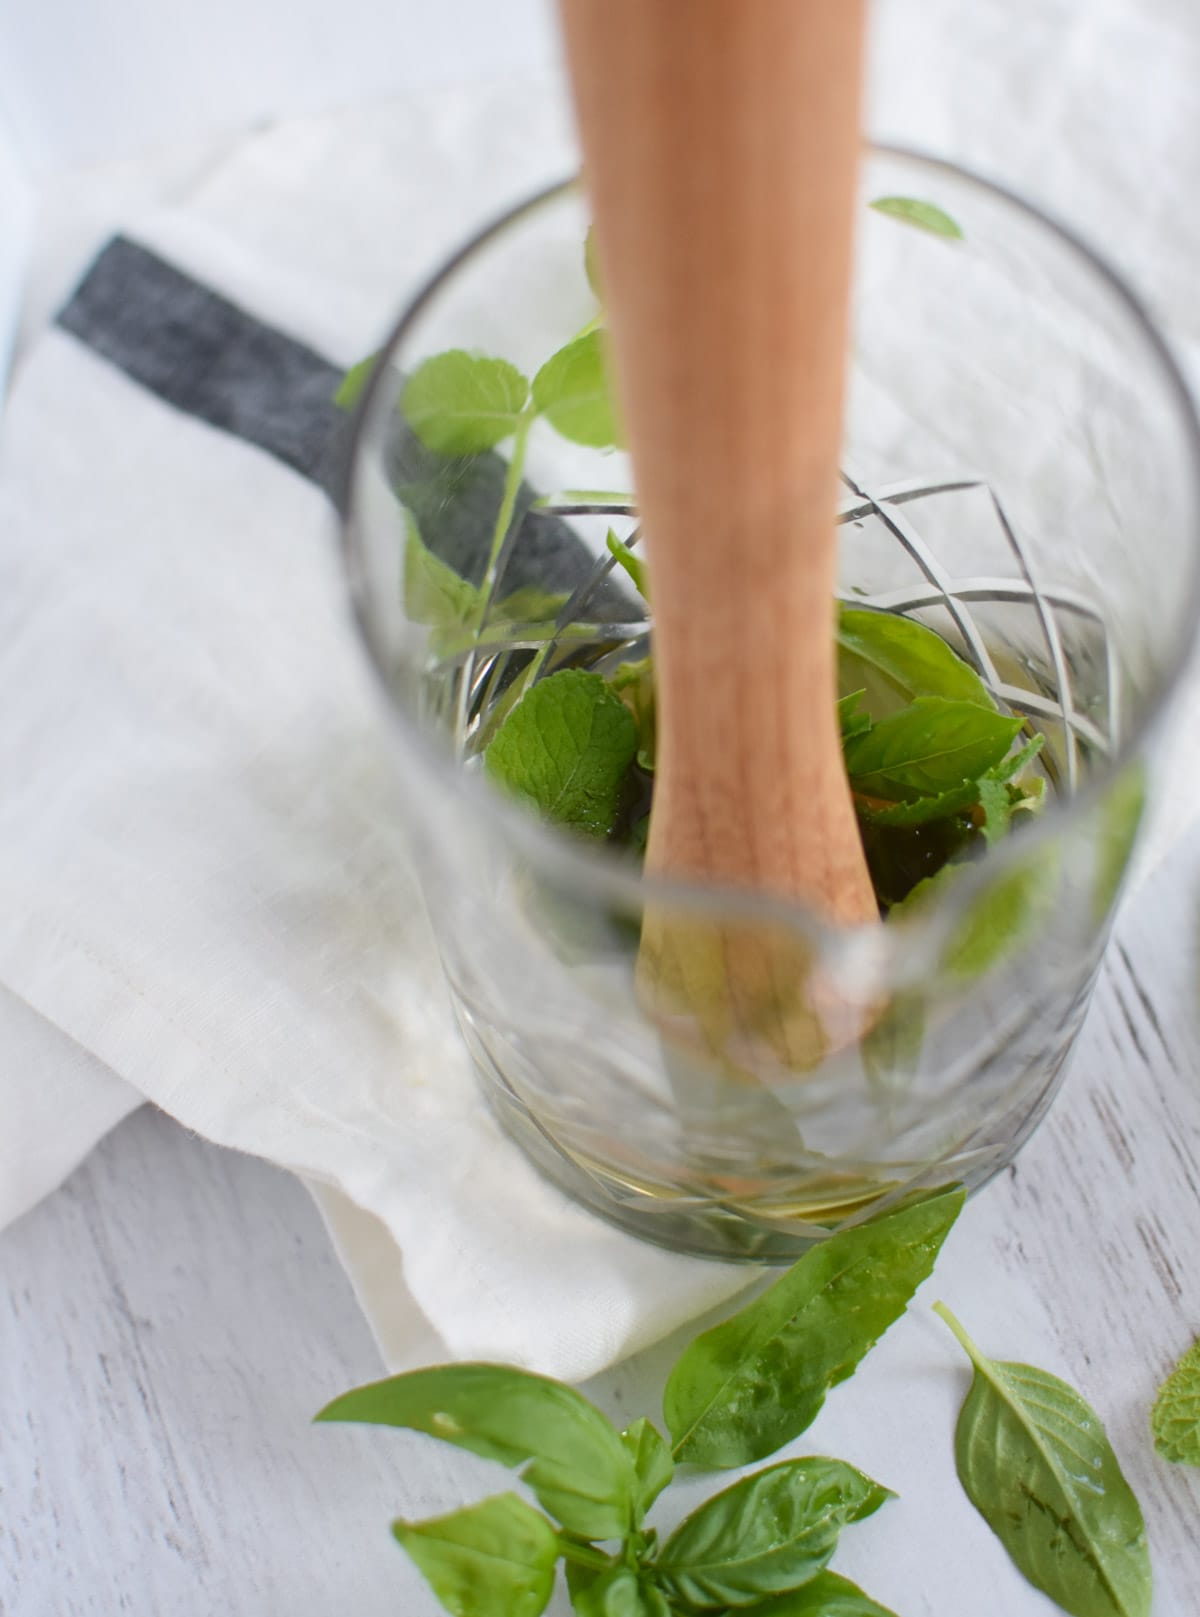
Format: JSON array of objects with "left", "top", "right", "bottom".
[{"left": 3, "top": 829, "right": 1199, "bottom": 1616}]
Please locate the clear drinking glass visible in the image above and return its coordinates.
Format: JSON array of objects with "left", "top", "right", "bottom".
[{"left": 339, "top": 148, "right": 1200, "bottom": 1260}]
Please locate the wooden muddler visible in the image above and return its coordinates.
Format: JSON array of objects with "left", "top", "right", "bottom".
[{"left": 560, "top": 0, "right": 877, "bottom": 1064}]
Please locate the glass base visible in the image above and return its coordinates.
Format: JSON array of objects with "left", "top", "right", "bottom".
[{"left": 462, "top": 1014, "right": 1078, "bottom": 1263}]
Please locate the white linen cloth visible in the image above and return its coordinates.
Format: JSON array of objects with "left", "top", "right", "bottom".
[{"left": 2, "top": 0, "right": 1199, "bottom": 1382}]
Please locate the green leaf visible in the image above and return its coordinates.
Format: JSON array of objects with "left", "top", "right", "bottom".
[
  {"left": 404, "top": 510, "right": 481, "bottom": 630},
  {"left": 606, "top": 529, "right": 650, "bottom": 600},
  {"left": 836, "top": 609, "right": 995, "bottom": 717},
  {"left": 655, "top": 1458, "right": 893, "bottom": 1609},
  {"left": 730, "top": 1571, "right": 899, "bottom": 1616},
  {"left": 334, "top": 351, "right": 380, "bottom": 410},
  {"left": 868, "top": 196, "right": 964, "bottom": 240},
  {"left": 936, "top": 1304, "right": 1152, "bottom": 1617},
  {"left": 402, "top": 350, "right": 530, "bottom": 456},
  {"left": 610, "top": 656, "right": 656, "bottom": 772},
  {"left": 573, "top": 1566, "right": 671, "bottom": 1617},
  {"left": 315, "top": 1363, "right": 635, "bottom": 1539},
  {"left": 486, "top": 669, "right": 639, "bottom": 838},
  {"left": 585, "top": 227, "right": 604, "bottom": 300},
  {"left": 392, "top": 1493, "right": 560, "bottom": 1617},
  {"left": 837, "top": 690, "right": 872, "bottom": 741},
  {"left": 533, "top": 330, "right": 622, "bottom": 448},
  {"left": 859, "top": 733, "right": 1044, "bottom": 834},
  {"left": 491, "top": 585, "right": 570, "bottom": 625},
  {"left": 664, "top": 1188, "right": 965, "bottom": 1468},
  {"left": 944, "top": 853, "right": 1056, "bottom": 977},
  {"left": 844, "top": 697, "right": 1021, "bottom": 801},
  {"left": 1094, "top": 764, "right": 1146, "bottom": 921},
  {"left": 621, "top": 1418, "right": 674, "bottom": 1518},
  {"left": 1151, "top": 1338, "right": 1200, "bottom": 1465}
]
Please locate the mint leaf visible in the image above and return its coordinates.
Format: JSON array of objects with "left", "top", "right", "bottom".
[
  {"left": 1151, "top": 1338, "right": 1200, "bottom": 1466},
  {"left": 403, "top": 510, "right": 480, "bottom": 630},
  {"left": 654, "top": 1458, "right": 893, "bottom": 1609},
  {"left": 316, "top": 1363, "right": 635, "bottom": 1539},
  {"left": 936, "top": 1304, "right": 1152, "bottom": 1617},
  {"left": 837, "top": 608, "right": 995, "bottom": 716},
  {"left": 533, "top": 331, "right": 622, "bottom": 448},
  {"left": 844, "top": 698, "right": 1021, "bottom": 801},
  {"left": 334, "top": 351, "right": 380, "bottom": 411},
  {"left": 393, "top": 1493, "right": 559, "bottom": 1617},
  {"left": 486, "top": 669, "right": 639, "bottom": 837},
  {"left": 733, "top": 1572, "right": 899, "bottom": 1616},
  {"left": 837, "top": 690, "right": 872, "bottom": 741},
  {"left": 621, "top": 1418, "right": 674, "bottom": 1518},
  {"left": 860, "top": 732, "right": 1044, "bottom": 834},
  {"left": 869, "top": 196, "right": 964, "bottom": 239},
  {"left": 402, "top": 350, "right": 530, "bottom": 455},
  {"left": 664, "top": 1189, "right": 965, "bottom": 1467},
  {"left": 606, "top": 529, "right": 649, "bottom": 599}
]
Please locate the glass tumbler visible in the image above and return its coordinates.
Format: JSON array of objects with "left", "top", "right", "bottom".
[{"left": 339, "top": 148, "right": 1200, "bottom": 1260}]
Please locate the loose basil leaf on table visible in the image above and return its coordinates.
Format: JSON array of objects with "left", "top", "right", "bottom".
[
  {"left": 836, "top": 607, "right": 995, "bottom": 716},
  {"left": 621, "top": 1417, "right": 675, "bottom": 1516},
  {"left": 664, "top": 1187, "right": 964, "bottom": 1468},
  {"left": 392, "top": 1492, "right": 560, "bottom": 1617},
  {"left": 1150, "top": 1336, "right": 1200, "bottom": 1466},
  {"left": 485, "top": 669, "right": 640, "bottom": 840},
  {"left": 843, "top": 698, "right": 1021, "bottom": 802},
  {"left": 936, "top": 1304, "right": 1152, "bottom": 1617},
  {"left": 728, "top": 1571, "right": 900, "bottom": 1616},
  {"left": 402, "top": 349, "right": 531, "bottom": 456},
  {"left": 653, "top": 1457, "right": 893, "bottom": 1610},
  {"left": 315, "top": 1362, "right": 636, "bottom": 1540}
]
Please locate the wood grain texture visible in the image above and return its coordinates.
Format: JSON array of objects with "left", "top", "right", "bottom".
[
  {"left": 2, "top": 831, "right": 1199, "bottom": 1615},
  {"left": 560, "top": 0, "right": 875, "bottom": 926}
]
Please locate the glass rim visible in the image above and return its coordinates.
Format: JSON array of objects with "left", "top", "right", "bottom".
[{"left": 338, "top": 142, "right": 1200, "bottom": 960}]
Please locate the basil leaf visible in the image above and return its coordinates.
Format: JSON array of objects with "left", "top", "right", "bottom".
[
  {"left": 533, "top": 330, "right": 622, "bottom": 448},
  {"left": 316, "top": 1364, "right": 635, "bottom": 1539},
  {"left": 334, "top": 351, "right": 380, "bottom": 411},
  {"left": 837, "top": 608, "right": 995, "bottom": 717},
  {"left": 1150, "top": 1337, "right": 1200, "bottom": 1466},
  {"left": 621, "top": 1417, "right": 674, "bottom": 1517},
  {"left": 491, "top": 585, "right": 571, "bottom": 626},
  {"left": 655, "top": 1458, "right": 893, "bottom": 1609},
  {"left": 844, "top": 697, "right": 1021, "bottom": 801},
  {"left": 392, "top": 1493, "right": 560, "bottom": 1617},
  {"left": 731, "top": 1571, "right": 899, "bottom": 1616},
  {"left": 664, "top": 1188, "right": 964, "bottom": 1467},
  {"left": 574, "top": 1566, "right": 671, "bottom": 1617},
  {"left": 402, "top": 350, "right": 530, "bottom": 455},
  {"left": 404, "top": 511, "right": 480, "bottom": 630},
  {"left": 837, "top": 690, "right": 872, "bottom": 741},
  {"left": 936, "top": 1304, "right": 1152, "bottom": 1617},
  {"left": 868, "top": 196, "right": 964, "bottom": 239},
  {"left": 606, "top": 529, "right": 650, "bottom": 599},
  {"left": 486, "top": 669, "right": 639, "bottom": 839}
]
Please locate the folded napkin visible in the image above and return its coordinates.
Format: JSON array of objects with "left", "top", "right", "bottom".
[
  {"left": 0, "top": 78, "right": 756, "bottom": 1380},
  {"left": 4, "top": 7, "right": 1200, "bottom": 1381}
]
